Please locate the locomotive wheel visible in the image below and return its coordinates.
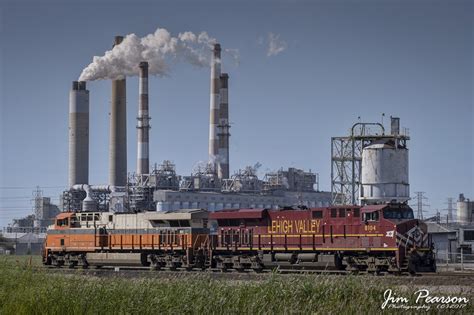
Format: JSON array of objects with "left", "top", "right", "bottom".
[
  {"left": 68, "top": 261, "right": 77, "bottom": 269},
  {"left": 55, "top": 261, "right": 64, "bottom": 268},
  {"left": 150, "top": 263, "right": 161, "bottom": 271}
]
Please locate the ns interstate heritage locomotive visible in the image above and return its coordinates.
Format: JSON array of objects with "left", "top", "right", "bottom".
[{"left": 43, "top": 203, "right": 436, "bottom": 274}]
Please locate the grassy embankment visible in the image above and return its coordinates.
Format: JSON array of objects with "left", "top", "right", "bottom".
[{"left": 0, "top": 256, "right": 472, "bottom": 314}]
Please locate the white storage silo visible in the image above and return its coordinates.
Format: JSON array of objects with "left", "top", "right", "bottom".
[
  {"left": 457, "top": 194, "right": 472, "bottom": 224},
  {"left": 360, "top": 142, "right": 409, "bottom": 204}
]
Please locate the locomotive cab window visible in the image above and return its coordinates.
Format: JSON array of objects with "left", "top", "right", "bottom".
[
  {"left": 70, "top": 216, "right": 80, "bottom": 228},
  {"left": 312, "top": 211, "right": 323, "bottom": 219},
  {"left": 56, "top": 218, "right": 69, "bottom": 227},
  {"left": 330, "top": 209, "right": 337, "bottom": 218},
  {"left": 363, "top": 211, "right": 379, "bottom": 222},
  {"left": 338, "top": 208, "right": 345, "bottom": 218},
  {"left": 383, "top": 208, "right": 414, "bottom": 220},
  {"left": 353, "top": 208, "right": 360, "bottom": 217}
]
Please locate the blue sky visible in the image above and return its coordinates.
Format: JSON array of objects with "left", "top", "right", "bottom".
[{"left": 0, "top": 0, "right": 472, "bottom": 226}]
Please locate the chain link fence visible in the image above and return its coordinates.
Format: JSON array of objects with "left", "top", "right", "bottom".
[{"left": 435, "top": 249, "right": 474, "bottom": 272}]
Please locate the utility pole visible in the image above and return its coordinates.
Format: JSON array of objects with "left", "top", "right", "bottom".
[{"left": 412, "top": 192, "right": 429, "bottom": 220}]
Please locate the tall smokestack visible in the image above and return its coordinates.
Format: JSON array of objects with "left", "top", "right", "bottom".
[
  {"left": 137, "top": 61, "right": 150, "bottom": 175},
  {"left": 109, "top": 36, "right": 127, "bottom": 186},
  {"left": 69, "top": 81, "right": 89, "bottom": 187},
  {"left": 217, "top": 73, "right": 230, "bottom": 179},
  {"left": 209, "top": 43, "right": 221, "bottom": 170}
]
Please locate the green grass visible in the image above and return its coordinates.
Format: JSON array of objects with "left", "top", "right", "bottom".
[{"left": 0, "top": 256, "right": 472, "bottom": 314}]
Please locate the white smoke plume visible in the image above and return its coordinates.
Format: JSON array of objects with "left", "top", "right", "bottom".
[
  {"left": 79, "top": 27, "right": 236, "bottom": 81},
  {"left": 266, "top": 32, "right": 287, "bottom": 57}
]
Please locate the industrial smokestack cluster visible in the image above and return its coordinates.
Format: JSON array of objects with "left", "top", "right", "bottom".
[
  {"left": 68, "top": 36, "right": 232, "bottom": 190},
  {"left": 137, "top": 61, "right": 150, "bottom": 175},
  {"left": 109, "top": 36, "right": 128, "bottom": 186},
  {"left": 68, "top": 81, "right": 89, "bottom": 187},
  {"left": 209, "top": 43, "right": 231, "bottom": 179}
]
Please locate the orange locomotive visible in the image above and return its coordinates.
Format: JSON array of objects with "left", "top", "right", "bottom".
[
  {"left": 43, "top": 204, "right": 436, "bottom": 273},
  {"left": 43, "top": 209, "right": 210, "bottom": 270}
]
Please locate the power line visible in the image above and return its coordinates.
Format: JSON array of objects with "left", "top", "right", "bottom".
[{"left": 0, "top": 186, "right": 65, "bottom": 190}]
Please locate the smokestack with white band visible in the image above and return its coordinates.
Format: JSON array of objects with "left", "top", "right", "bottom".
[
  {"left": 109, "top": 36, "right": 127, "bottom": 186},
  {"left": 209, "top": 43, "right": 221, "bottom": 170},
  {"left": 137, "top": 61, "right": 150, "bottom": 175},
  {"left": 217, "top": 73, "right": 230, "bottom": 179},
  {"left": 68, "top": 81, "right": 89, "bottom": 187}
]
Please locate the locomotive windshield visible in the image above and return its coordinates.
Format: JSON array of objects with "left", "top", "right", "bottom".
[{"left": 383, "top": 207, "right": 414, "bottom": 220}]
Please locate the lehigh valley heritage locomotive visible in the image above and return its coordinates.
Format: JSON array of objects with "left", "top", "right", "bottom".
[{"left": 43, "top": 204, "right": 436, "bottom": 273}]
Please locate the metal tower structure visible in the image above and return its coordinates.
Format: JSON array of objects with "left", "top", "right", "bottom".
[
  {"left": 331, "top": 119, "right": 409, "bottom": 205},
  {"left": 33, "top": 186, "right": 43, "bottom": 219},
  {"left": 412, "top": 191, "right": 429, "bottom": 220},
  {"left": 445, "top": 197, "right": 455, "bottom": 223}
]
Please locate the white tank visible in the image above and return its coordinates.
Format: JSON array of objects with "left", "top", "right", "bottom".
[
  {"left": 360, "top": 142, "right": 409, "bottom": 203},
  {"left": 156, "top": 201, "right": 170, "bottom": 211},
  {"left": 457, "top": 201, "right": 472, "bottom": 224},
  {"left": 156, "top": 202, "right": 163, "bottom": 211}
]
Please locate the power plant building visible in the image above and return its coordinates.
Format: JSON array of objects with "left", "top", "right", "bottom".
[
  {"left": 62, "top": 39, "right": 333, "bottom": 215},
  {"left": 154, "top": 189, "right": 332, "bottom": 212}
]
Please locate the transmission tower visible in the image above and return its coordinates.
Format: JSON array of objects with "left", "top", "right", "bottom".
[
  {"left": 32, "top": 186, "right": 43, "bottom": 221},
  {"left": 444, "top": 197, "right": 455, "bottom": 223},
  {"left": 411, "top": 192, "right": 429, "bottom": 220}
]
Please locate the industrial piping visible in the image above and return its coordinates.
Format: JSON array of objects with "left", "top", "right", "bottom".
[
  {"left": 137, "top": 61, "right": 150, "bottom": 175},
  {"left": 68, "top": 80, "right": 89, "bottom": 187},
  {"left": 71, "top": 184, "right": 113, "bottom": 212},
  {"left": 217, "top": 73, "right": 230, "bottom": 179},
  {"left": 109, "top": 36, "right": 127, "bottom": 186},
  {"left": 208, "top": 43, "right": 221, "bottom": 171}
]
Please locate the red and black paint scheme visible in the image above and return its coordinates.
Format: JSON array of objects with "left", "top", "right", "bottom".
[
  {"left": 43, "top": 204, "right": 435, "bottom": 274},
  {"left": 208, "top": 203, "right": 436, "bottom": 273}
]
